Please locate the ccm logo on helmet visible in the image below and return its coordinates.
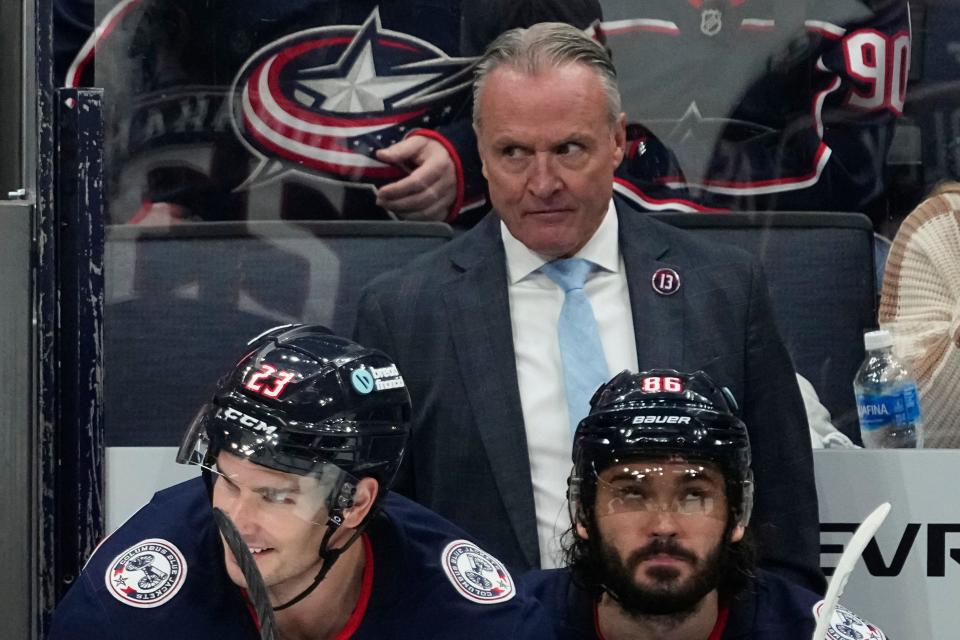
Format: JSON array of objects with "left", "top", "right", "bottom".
[
  {"left": 218, "top": 407, "right": 278, "bottom": 434},
  {"left": 632, "top": 415, "right": 692, "bottom": 425}
]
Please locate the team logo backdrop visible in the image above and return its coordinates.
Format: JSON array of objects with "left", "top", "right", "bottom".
[{"left": 231, "top": 9, "right": 475, "bottom": 189}]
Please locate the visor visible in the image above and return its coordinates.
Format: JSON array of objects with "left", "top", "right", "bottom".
[
  {"left": 573, "top": 459, "right": 730, "bottom": 522},
  {"left": 176, "top": 404, "right": 211, "bottom": 467},
  {"left": 177, "top": 404, "right": 358, "bottom": 525},
  {"left": 206, "top": 455, "right": 353, "bottom": 525}
]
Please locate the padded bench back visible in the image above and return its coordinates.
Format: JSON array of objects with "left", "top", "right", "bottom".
[
  {"left": 104, "top": 220, "right": 452, "bottom": 447},
  {"left": 651, "top": 211, "right": 876, "bottom": 439}
]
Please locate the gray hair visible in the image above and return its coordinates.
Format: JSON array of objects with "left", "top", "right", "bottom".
[{"left": 472, "top": 22, "right": 621, "bottom": 128}]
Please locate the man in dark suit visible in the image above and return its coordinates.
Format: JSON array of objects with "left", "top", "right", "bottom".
[{"left": 355, "top": 22, "right": 822, "bottom": 593}]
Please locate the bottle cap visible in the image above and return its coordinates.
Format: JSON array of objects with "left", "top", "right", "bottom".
[{"left": 864, "top": 329, "right": 893, "bottom": 351}]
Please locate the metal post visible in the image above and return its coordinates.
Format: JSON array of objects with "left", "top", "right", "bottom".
[
  {"left": 53, "top": 87, "right": 106, "bottom": 613},
  {"left": 33, "top": 0, "right": 58, "bottom": 634}
]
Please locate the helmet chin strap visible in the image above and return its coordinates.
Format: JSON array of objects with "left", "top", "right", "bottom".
[{"left": 273, "top": 483, "right": 366, "bottom": 612}]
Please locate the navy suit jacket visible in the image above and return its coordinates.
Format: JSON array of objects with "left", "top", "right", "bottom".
[{"left": 355, "top": 204, "right": 824, "bottom": 593}]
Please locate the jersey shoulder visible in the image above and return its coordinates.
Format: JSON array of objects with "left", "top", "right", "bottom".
[
  {"left": 726, "top": 570, "right": 887, "bottom": 639},
  {"left": 377, "top": 492, "right": 520, "bottom": 605},
  {"left": 352, "top": 493, "right": 541, "bottom": 638},
  {"left": 80, "top": 477, "right": 211, "bottom": 588},
  {"left": 49, "top": 478, "right": 256, "bottom": 639}
]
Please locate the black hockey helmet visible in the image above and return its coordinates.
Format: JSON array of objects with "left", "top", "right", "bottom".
[
  {"left": 178, "top": 324, "right": 410, "bottom": 495},
  {"left": 569, "top": 369, "right": 753, "bottom": 527}
]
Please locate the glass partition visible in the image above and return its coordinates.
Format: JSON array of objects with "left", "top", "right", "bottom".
[{"left": 51, "top": 2, "right": 960, "bottom": 634}]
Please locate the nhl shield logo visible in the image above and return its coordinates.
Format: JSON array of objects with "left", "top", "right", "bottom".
[
  {"left": 441, "top": 540, "right": 515, "bottom": 604},
  {"left": 700, "top": 9, "right": 723, "bottom": 36},
  {"left": 231, "top": 8, "right": 474, "bottom": 189},
  {"left": 813, "top": 601, "right": 887, "bottom": 640},
  {"left": 104, "top": 538, "right": 188, "bottom": 608}
]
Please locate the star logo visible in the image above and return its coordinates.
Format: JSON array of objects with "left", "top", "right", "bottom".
[
  {"left": 230, "top": 9, "right": 475, "bottom": 188},
  {"left": 659, "top": 101, "right": 774, "bottom": 148},
  {"left": 297, "top": 41, "right": 441, "bottom": 113},
  {"left": 641, "top": 101, "right": 774, "bottom": 184},
  {"left": 669, "top": 102, "right": 709, "bottom": 146}
]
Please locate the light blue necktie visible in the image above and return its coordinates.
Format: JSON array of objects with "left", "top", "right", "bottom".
[{"left": 540, "top": 258, "right": 609, "bottom": 434}]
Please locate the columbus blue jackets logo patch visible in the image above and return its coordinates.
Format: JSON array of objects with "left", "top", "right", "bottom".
[
  {"left": 813, "top": 601, "right": 887, "bottom": 640},
  {"left": 104, "top": 538, "right": 188, "bottom": 608},
  {"left": 230, "top": 8, "right": 474, "bottom": 189},
  {"left": 441, "top": 540, "right": 515, "bottom": 604}
]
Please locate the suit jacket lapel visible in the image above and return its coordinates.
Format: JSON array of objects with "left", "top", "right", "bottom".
[
  {"left": 619, "top": 210, "right": 687, "bottom": 369},
  {"left": 441, "top": 216, "right": 540, "bottom": 568}
]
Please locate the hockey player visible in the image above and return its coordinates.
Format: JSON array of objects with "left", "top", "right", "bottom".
[
  {"left": 522, "top": 369, "right": 888, "bottom": 639},
  {"left": 49, "top": 325, "right": 543, "bottom": 638},
  {"left": 602, "top": 0, "right": 910, "bottom": 218}
]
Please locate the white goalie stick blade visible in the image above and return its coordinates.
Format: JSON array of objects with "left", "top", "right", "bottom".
[{"left": 811, "top": 502, "right": 891, "bottom": 640}]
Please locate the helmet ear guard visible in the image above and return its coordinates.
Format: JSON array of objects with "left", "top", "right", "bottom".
[{"left": 327, "top": 480, "right": 358, "bottom": 528}]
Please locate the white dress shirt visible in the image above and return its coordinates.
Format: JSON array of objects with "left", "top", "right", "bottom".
[{"left": 501, "top": 199, "right": 639, "bottom": 568}]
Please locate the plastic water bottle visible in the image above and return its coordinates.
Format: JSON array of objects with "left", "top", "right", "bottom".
[{"left": 853, "top": 330, "right": 923, "bottom": 448}]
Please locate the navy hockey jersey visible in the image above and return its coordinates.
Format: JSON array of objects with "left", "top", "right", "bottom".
[
  {"left": 521, "top": 567, "right": 887, "bottom": 639},
  {"left": 49, "top": 477, "right": 545, "bottom": 639},
  {"left": 69, "top": 0, "right": 485, "bottom": 224},
  {"left": 603, "top": 0, "right": 910, "bottom": 215}
]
